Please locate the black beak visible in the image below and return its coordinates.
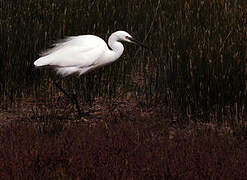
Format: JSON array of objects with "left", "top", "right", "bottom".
[{"left": 127, "top": 37, "right": 149, "bottom": 49}]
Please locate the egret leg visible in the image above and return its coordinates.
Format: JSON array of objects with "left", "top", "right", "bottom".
[
  {"left": 54, "top": 80, "right": 71, "bottom": 100},
  {"left": 54, "top": 80, "right": 82, "bottom": 118},
  {"left": 71, "top": 89, "right": 82, "bottom": 118}
]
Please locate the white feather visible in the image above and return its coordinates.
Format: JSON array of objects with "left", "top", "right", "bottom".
[{"left": 34, "top": 31, "right": 145, "bottom": 77}]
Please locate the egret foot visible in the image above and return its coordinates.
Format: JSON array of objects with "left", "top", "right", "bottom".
[{"left": 54, "top": 80, "right": 84, "bottom": 119}]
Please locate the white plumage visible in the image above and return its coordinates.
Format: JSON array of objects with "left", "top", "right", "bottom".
[
  {"left": 34, "top": 30, "right": 148, "bottom": 118},
  {"left": 34, "top": 31, "right": 148, "bottom": 77}
]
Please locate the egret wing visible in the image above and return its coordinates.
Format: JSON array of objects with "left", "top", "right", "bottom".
[{"left": 40, "top": 35, "right": 107, "bottom": 68}]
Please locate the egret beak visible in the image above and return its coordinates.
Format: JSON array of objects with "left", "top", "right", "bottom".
[{"left": 127, "top": 37, "right": 149, "bottom": 49}]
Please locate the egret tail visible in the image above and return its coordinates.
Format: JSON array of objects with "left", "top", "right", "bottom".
[{"left": 34, "top": 56, "right": 51, "bottom": 67}]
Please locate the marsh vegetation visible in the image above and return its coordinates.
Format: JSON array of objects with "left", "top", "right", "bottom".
[{"left": 0, "top": 0, "right": 246, "bottom": 178}]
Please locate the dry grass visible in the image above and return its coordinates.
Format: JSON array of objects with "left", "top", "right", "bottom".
[
  {"left": 1, "top": 0, "right": 246, "bottom": 124},
  {"left": 0, "top": 0, "right": 247, "bottom": 178},
  {"left": 0, "top": 112, "right": 246, "bottom": 179}
]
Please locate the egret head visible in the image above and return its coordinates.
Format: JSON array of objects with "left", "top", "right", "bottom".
[{"left": 112, "top": 31, "right": 149, "bottom": 49}]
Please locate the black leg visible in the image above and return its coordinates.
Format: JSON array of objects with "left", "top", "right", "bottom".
[
  {"left": 54, "top": 80, "right": 82, "bottom": 118},
  {"left": 71, "top": 89, "right": 82, "bottom": 118},
  {"left": 54, "top": 80, "right": 71, "bottom": 100}
]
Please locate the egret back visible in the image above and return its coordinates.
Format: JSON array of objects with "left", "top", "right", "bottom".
[{"left": 34, "top": 35, "right": 108, "bottom": 76}]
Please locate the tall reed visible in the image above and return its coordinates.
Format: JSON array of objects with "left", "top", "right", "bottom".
[{"left": 0, "top": 0, "right": 246, "bottom": 124}]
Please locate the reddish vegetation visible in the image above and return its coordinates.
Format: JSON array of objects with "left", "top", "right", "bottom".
[
  {"left": 0, "top": 118, "right": 246, "bottom": 179},
  {"left": 1, "top": 0, "right": 246, "bottom": 178}
]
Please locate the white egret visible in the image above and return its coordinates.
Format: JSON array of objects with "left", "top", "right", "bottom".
[{"left": 34, "top": 30, "right": 148, "bottom": 118}]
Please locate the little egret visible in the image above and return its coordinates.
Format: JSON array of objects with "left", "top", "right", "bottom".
[{"left": 34, "top": 30, "right": 148, "bottom": 118}]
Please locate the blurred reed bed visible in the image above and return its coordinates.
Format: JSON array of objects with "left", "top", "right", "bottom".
[
  {"left": 1, "top": 120, "right": 247, "bottom": 178},
  {"left": 0, "top": 0, "right": 246, "bottom": 124}
]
